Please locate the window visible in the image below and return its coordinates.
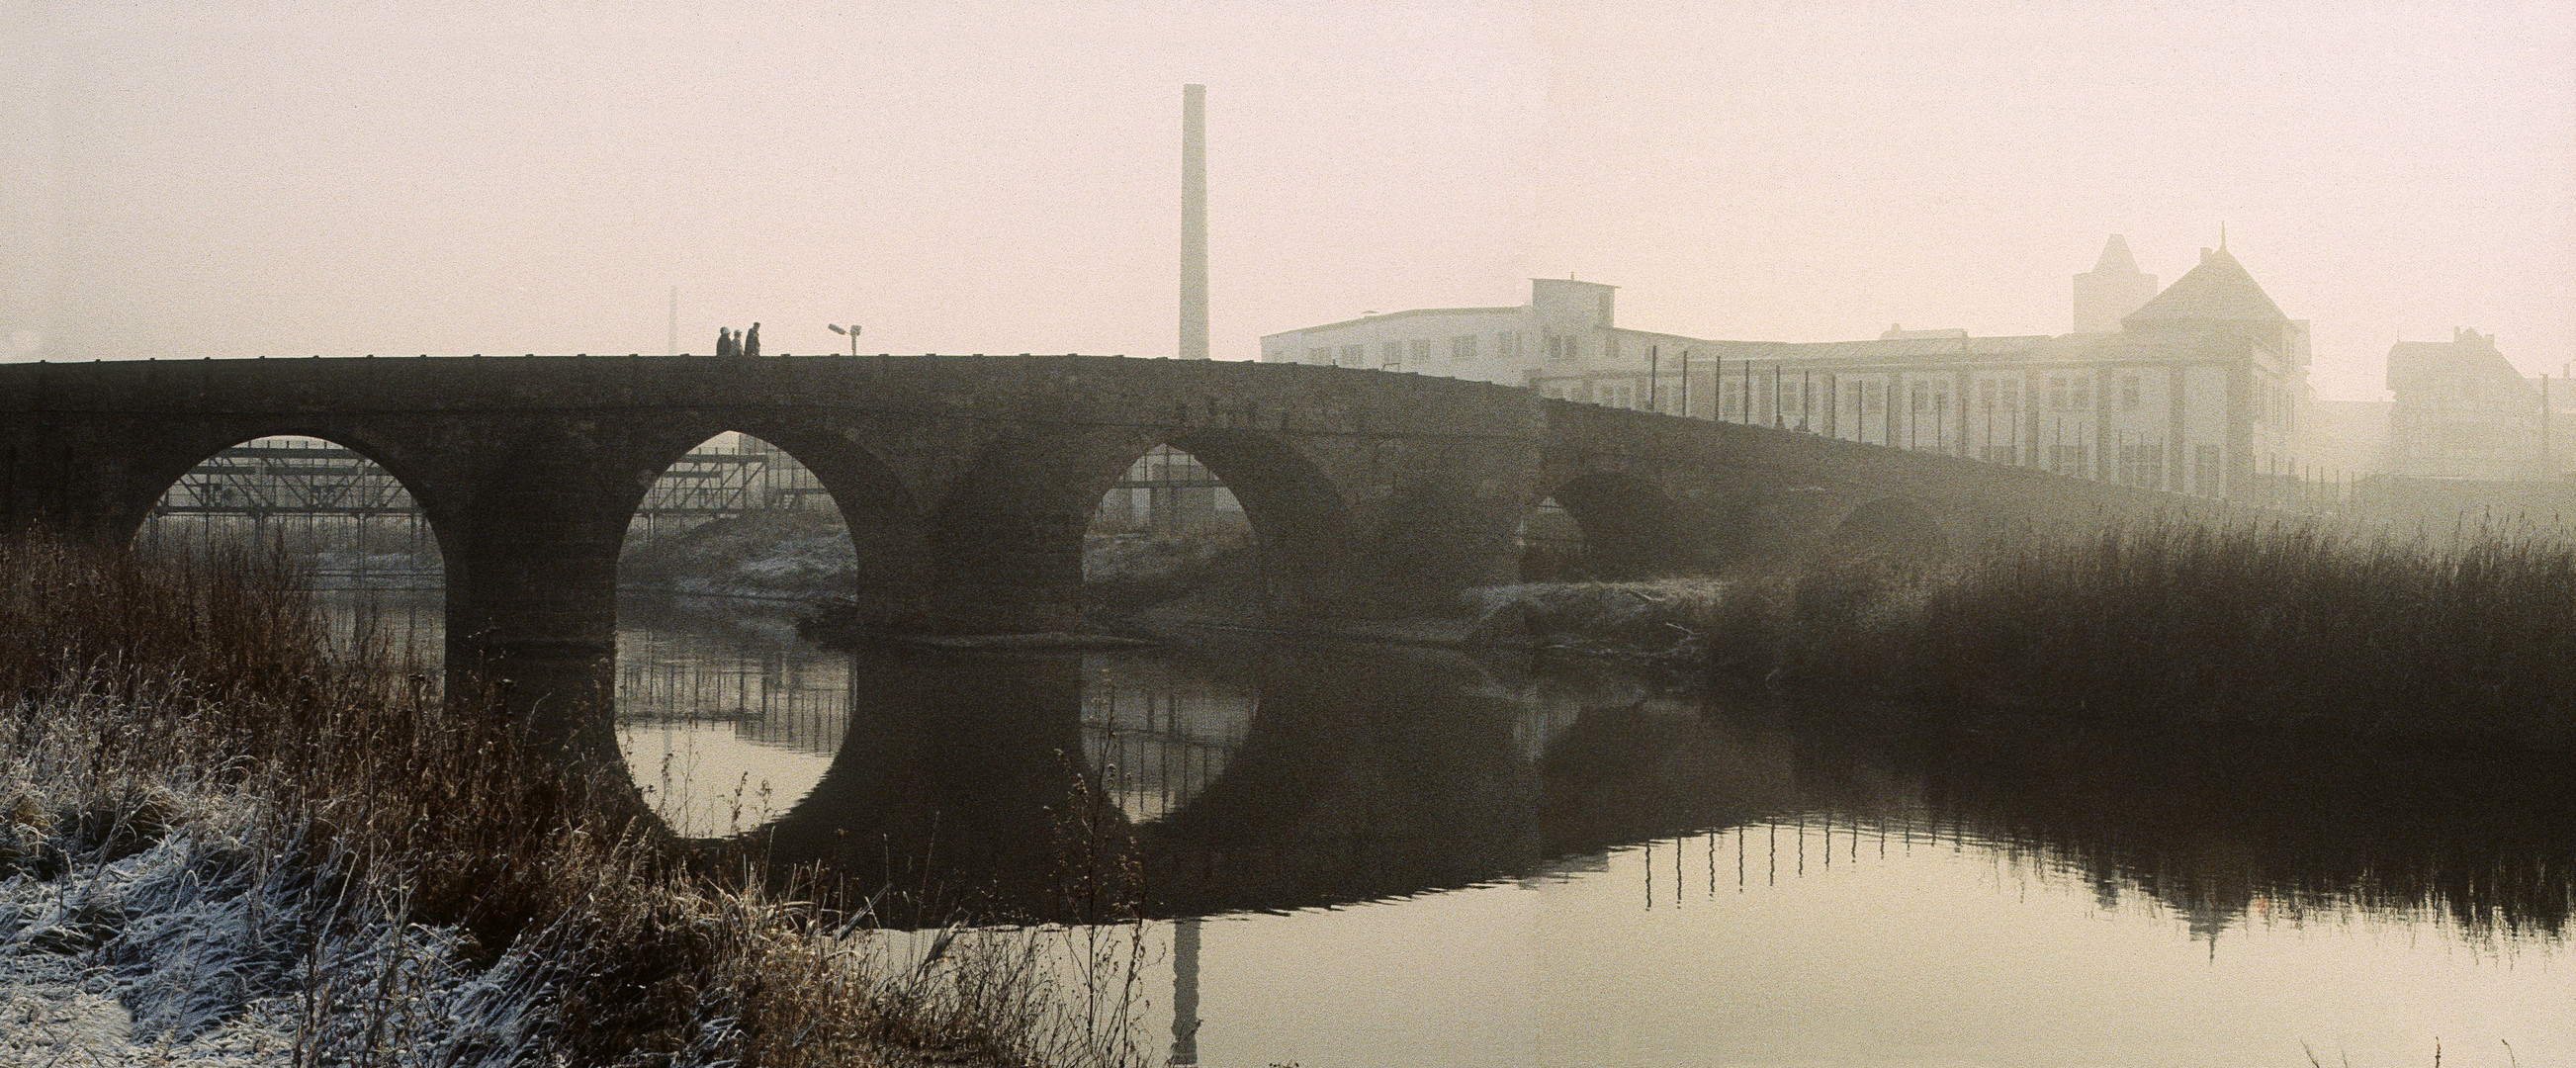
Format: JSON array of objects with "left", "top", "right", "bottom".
[
  {"left": 2120, "top": 375, "right": 2142, "bottom": 410},
  {"left": 1381, "top": 341, "right": 1403, "bottom": 369},
  {"left": 2002, "top": 380, "right": 2020, "bottom": 413},
  {"left": 1545, "top": 335, "right": 1578, "bottom": 361},
  {"left": 1411, "top": 338, "right": 1434, "bottom": 364},
  {"left": 1307, "top": 347, "right": 1331, "bottom": 365},
  {"left": 1863, "top": 381, "right": 1885, "bottom": 415},
  {"left": 2048, "top": 375, "right": 2095, "bottom": 411},
  {"left": 1453, "top": 335, "right": 1478, "bottom": 361},
  {"left": 1607, "top": 383, "right": 1635, "bottom": 408},
  {"left": 1339, "top": 345, "right": 1364, "bottom": 368},
  {"left": 2052, "top": 443, "right": 2087, "bottom": 475},
  {"left": 1910, "top": 384, "right": 1929, "bottom": 414},
  {"left": 2117, "top": 441, "right": 2163, "bottom": 488},
  {"left": 1497, "top": 332, "right": 1524, "bottom": 359}
]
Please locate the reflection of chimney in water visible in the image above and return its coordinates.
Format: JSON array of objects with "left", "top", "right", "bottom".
[{"left": 1170, "top": 917, "right": 1202, "bottom": 1065}]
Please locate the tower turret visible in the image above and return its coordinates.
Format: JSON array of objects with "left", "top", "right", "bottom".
[{"left": 2074, "top": 234, "right": 2159, "bottom": 334}]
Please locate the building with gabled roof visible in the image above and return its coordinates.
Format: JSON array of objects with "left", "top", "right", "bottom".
[
  {"left": 1264, "top": 236, "right": 2315, "bottom": 501},
  {"left": 2384, "top": 327, "right": 2542, "bottom": 481}
]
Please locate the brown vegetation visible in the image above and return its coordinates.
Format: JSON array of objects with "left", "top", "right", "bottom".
[
  {"left": 0, "top": 536, "right": 1151, "bottom": 1066},
  {"left": 1487, "top": 521, "right": 2576, "bottom": 749}
]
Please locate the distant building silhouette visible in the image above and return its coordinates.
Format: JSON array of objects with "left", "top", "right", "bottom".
[
  {"left": 2385, "top": 327, "right": 2542, "bottom": 481},
  {"left": 1263, "top": 236, "right": 2315, "bottom": 500},
  {"left": 2073, "top": 234, "right": 2160, "bottom": 334}
]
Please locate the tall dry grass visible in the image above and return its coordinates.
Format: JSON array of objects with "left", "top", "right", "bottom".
[
  {"left": 0, "top": 535, "right": 1157, "bottom": 1066},
  {"left": 1475, "top": 521, "right": 2576, "bottom": 748},
  {"left": 1750, "top": 521, "right": 2576, "bottom": 747}
]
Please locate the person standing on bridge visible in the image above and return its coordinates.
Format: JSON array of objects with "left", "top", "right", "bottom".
[
  {"left": 715, "top": 327, "right": 735, "bottom": 358},
  {"left": 743, "top": 322, "right": 760, "bottom": 358}
]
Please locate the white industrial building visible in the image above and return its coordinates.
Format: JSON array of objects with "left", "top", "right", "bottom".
[{"left": 1260, "top": 237, "right": 2315, "bottom": 501}]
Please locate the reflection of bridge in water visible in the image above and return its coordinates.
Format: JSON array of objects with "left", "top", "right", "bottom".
[{"left": 710, "top": 636, "right": 2575, "bottom": 946}]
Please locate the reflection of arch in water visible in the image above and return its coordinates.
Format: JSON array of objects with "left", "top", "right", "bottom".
[
  {"left": 748, "top": 648, "right": 1135, "bottom": 922},
  {"left": 1132, "top": 645, "right": 1545, "bottom": 917},
  {"left": 1529, "top": 471, "right": 1715, "bottom": 579},
  {"left": 605, "top": 430, "right": 906, "bottom": 834},
  {"left": 1080, "top": 652, "right": 1256, "bottom": 823},
  {"left": 611, "top": 607, "right": 857, "bottom": 837},
  {"left": 748, "top": 642, "right": 1546, "bottom": 920}
]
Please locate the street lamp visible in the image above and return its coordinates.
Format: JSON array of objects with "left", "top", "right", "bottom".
[{"left": 828, "top": 323, "right": 861, "bottom": 357}]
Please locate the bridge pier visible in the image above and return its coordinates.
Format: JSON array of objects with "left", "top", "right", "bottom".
[{"left": 438, "top": 431, "right": 646, "bottom": 754}]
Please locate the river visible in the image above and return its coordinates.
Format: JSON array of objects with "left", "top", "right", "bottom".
[{"left": 326, "top": 589, "right": 2573, "bottom": 1067}]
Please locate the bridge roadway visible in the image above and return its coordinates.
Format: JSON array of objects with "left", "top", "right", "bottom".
[{"left": 0, "top": 353, "right": 2189, "bottom": 736}]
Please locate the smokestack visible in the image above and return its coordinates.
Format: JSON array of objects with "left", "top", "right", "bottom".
[{"left": 1179, "top": 84, "right": 1208, "bottom": 360}]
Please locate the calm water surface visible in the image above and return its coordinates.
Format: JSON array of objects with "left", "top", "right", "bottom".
[{"left": 330, "top": 591, "right": 2575, "bottom": 1067}]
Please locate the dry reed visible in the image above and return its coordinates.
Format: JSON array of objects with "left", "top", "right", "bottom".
[
  {"left": 0, "top": 534, "right": 1154, "bottom": 1066},
  {"left": 1493, "top": 520, "right": 2576, "bottom": 748}
]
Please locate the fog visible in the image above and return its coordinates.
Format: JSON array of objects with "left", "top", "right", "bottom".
[{"left": 4, "top": 0, "right": 2571, "bottom": 401}]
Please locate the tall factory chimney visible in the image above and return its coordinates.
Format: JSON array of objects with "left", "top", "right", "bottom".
[{"left": 1179, "top": 84, "right": 1209, "bottom": 360}]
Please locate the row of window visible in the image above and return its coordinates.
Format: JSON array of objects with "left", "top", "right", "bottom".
[
  {"left": 1638, "top": 372, "right": 2172, "bottom": 419},
  {"left": 1294, "top": 332, "right": 1571, "bottom": 370},
  {"left": 1742, "top": 372, "right": 2174, "bottom": 415},
  {"left": 1305, "top": 334, "right": 1493, "bottom": 370}
]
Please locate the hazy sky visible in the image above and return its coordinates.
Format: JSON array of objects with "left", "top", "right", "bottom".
[{"left": 5, "top": 0, "right": 2570, "bottom": 400}]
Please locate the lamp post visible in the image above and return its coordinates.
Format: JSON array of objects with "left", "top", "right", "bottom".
[{"left": 828, "top": 323, "right": 861, "bottom": 357}]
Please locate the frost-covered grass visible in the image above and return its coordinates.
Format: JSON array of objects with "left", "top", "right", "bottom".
[
  {"left": 0, "top": 536, "right": 1156, "bottom": 1066},
  {"left": 1473, "top": 521, "right": 2576, "bottom": 749}
]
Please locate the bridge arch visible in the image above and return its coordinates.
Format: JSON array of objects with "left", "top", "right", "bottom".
[
  {"left": 114, "top": 425, "right": 460, "bottom": 562},
  {"left": 929, "top": 425, "right": 1365, "bottom": 631},
  {"left": 611, "top": 424, "right": 929, "bottom": 626},
  {"left": 1530, "top": 470, "right": 1721, "bottom": 579}
]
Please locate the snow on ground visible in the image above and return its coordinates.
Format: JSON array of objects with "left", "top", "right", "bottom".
[{"left": 0, "top": 823, "right": 551, "bottom": 1067}]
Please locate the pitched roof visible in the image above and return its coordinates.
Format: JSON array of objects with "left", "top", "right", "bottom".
[
  {"left": 2122, "top": 246, "right": 2288, "bottom": 329},
  {"left": 2089, "top": 234, "right": 2143, "bottom": 276}
]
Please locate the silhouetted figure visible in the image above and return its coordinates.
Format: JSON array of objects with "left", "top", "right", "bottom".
[
  {"left": 715, "top": 327, "right": 735, "bottom": 358},
  {"left": 744, "top": 322, "right": 760, "bottom": 358}
]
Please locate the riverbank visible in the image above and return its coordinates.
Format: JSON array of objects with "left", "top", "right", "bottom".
[
  {"left": 1473, "top": 521, "right": 2576, "bottom": 750},
  {"left": 0, "top": 538, "right": 1146, "bottom": 1066}
]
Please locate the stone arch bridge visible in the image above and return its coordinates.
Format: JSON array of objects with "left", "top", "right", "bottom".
[{"left": 1, "top": 354, "right": 2186, "bottom": 725}]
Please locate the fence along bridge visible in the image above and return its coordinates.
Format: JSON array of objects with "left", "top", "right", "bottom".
[{"left": 1, "top": 353, "right": 2189, "bottom": 737}]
